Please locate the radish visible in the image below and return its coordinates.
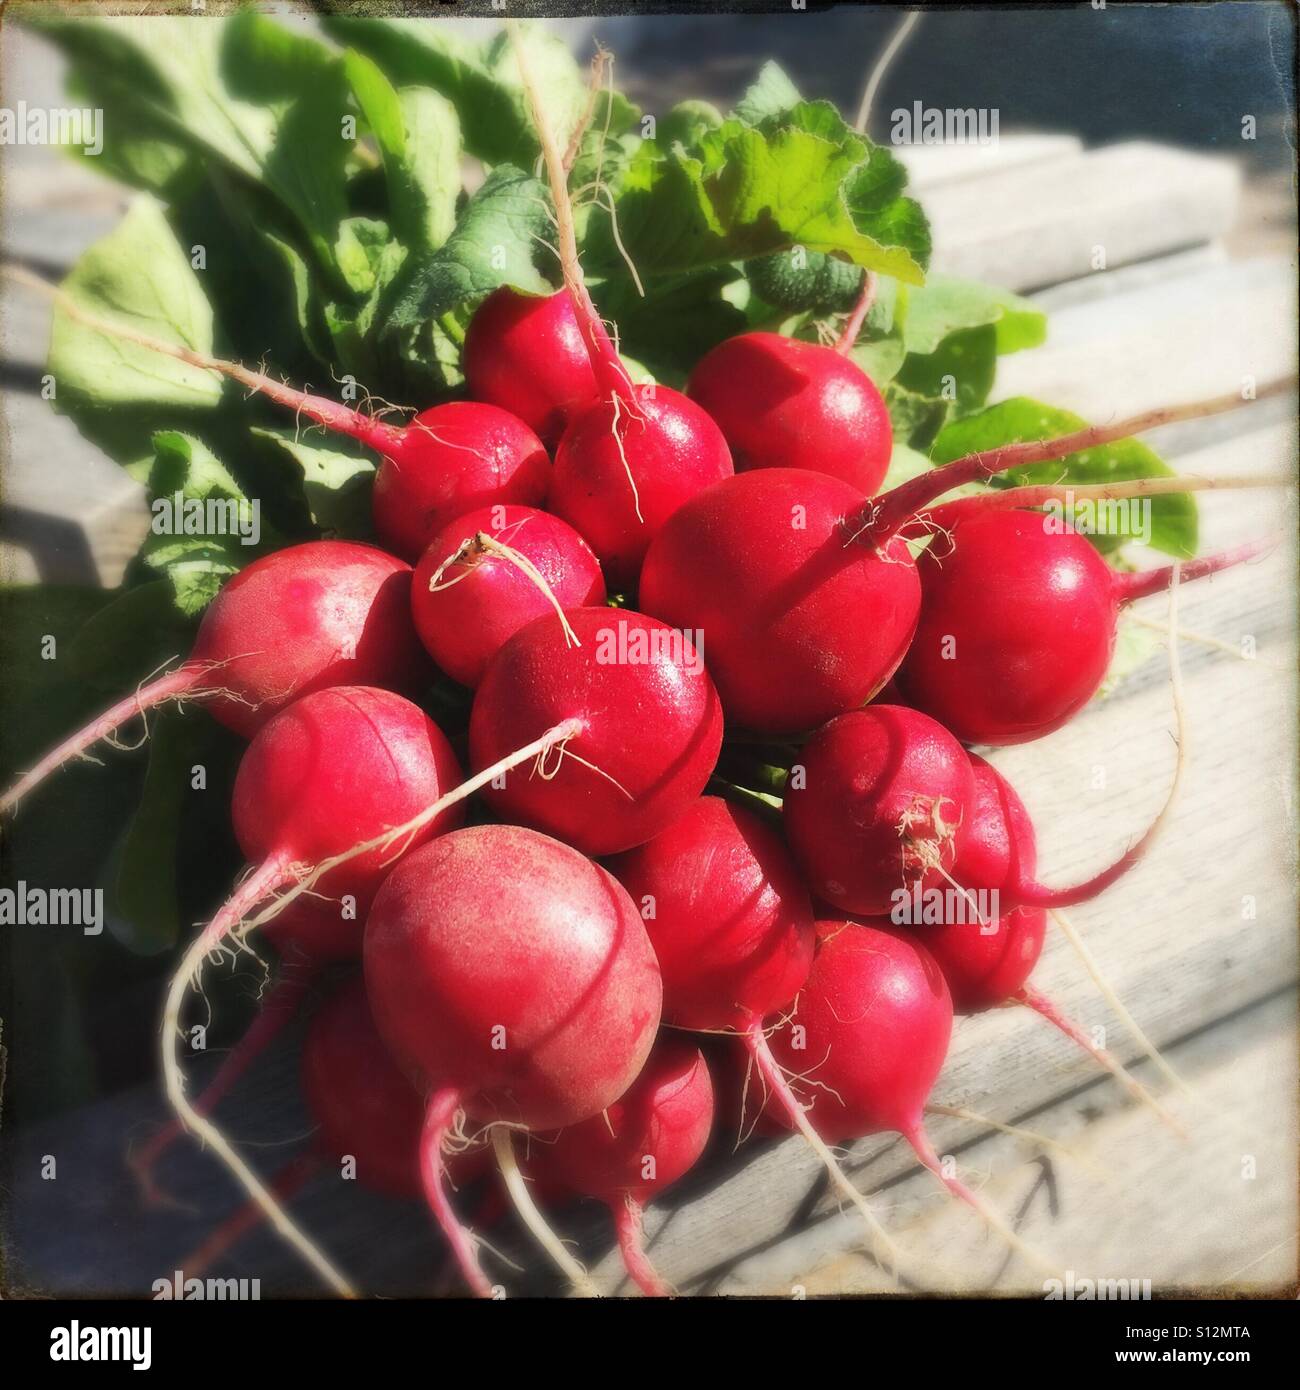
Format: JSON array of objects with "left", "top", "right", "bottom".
[
  {"left": 686, "top": 278, "right": 892, "bottom": 494},
  {"left": 640, "top": 469, "right": 921, "bottom": 733},
  {"left": 639, "top": 385, "right": 1278, "bottom": 735},
  {"left": 608, "top": 794, "right": 898, "bottom": 1259},
  {"left": 783, "top": 706, "right": 976, "bottom": 918},
  {"left": 463, "top": 288, "right": 600, "bottom": 447},
  {"left": 512, "top": 33, "right": 733, "bottom": 590},
  {"left": 370, "top": 401, "right": 551, "bottom": 562},
  {"left": 363, "top": 823, "right": 663, "bottom": 1296},
  {"left": 762, "top": 919, "right": 1050, "bottom": 1270},
  {"left": 525, "top": 1038, "right": 715, "bottom": 1297},
  {"left": 412, "top": 503, "right": 605, "bottom": 687},
  {"left": 470, "top": 608, "right": 724, "bottom": 856},
  {"left": 1, "top": 541, "right": 425, "bottom": 813},
  {"left": 158, "top": 685, "right": 463, "bottom": 1298},
  {"left": 610, "top": 796, "right": 814, "bottom": 1034},
  {"left": 895, "top": 509, "right": 1272, "bottom": 745}
]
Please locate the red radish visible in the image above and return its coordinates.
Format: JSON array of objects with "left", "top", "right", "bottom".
[
  {"left": 1, "top": 541, "right": 425, "bottom": 813},
  {"left": 896, "top": 510, "right": 1271, "bottom": 745},
  {"left": 761, "top": 920, "right": 1048, "bottom": 1268},
  {"left": 549, "top": 387, "right": 734, "bottom": 591},
  {"left": 364, "top": 823, "right": 663, "bottom": 1296},
  {"left": 687, "top": 330, "right": 892, "bottom": 494},
  {"left": 609, "top": 796, "right": 814, "bottom": 1034},
  {"left": 640, "top": 469, "right": 921, "bottom": 733},
  {"left": 525, "top": 1039, "right": 715, "bottom": 1297},
  {"left": 783, "top": 706, "right": 976, "bottom": 918},
  {"left": 412, "top": 503, "right": 605, "bottom": 687},
  {"left": 370, "top": 401, "right": 550, "bottom": 561},
  {"left": 608, "top": 794, "right": 899, "bottom": 1258},
  {"left": 512, "top": 38, "right": 733, "bottom": 590},
  {"left": 464, "top": 288, "right": 600, "bottom": 446},
  {"left": 470, "top": 608, "right": 724, "bottom": 856},
  {"left": 159, "top": 686, "right": 463, "bottom": 1298}
]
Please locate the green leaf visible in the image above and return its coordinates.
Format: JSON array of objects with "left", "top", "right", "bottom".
[
  {"left": 65, "top": 581, "right": 194, "bottom": 689},
  {"left": 345, "top": 50, "right": 461, "bottom": 252},
  {"left": 885, "top": 380, "right": 952, "bottom": 450},
  {"left": 252, "top": 427, "right": 375, "bottom": 540},
  {"left": 746, "top": 249, "right": 865, "bottom": 313},
  {"left": 895, "top": 323, "right": 998, "bottom": 418},
  {"left": 930, "top": 398, "right": 1198, "bottom": 558},
  {"left": 48, "top": 197, "right": 222, "bottom": 464},
  {"left": 107, "top": 710, "right": 213, "bottom": 954},
  {"left": 850, "top": 331, "right": 907, "bottom": 388},
  {"left": 323, "top": 17, "right": 635, "bottom": 168},
  {"left": 602, "top": 103, "right": 927, "bottom": 284},
  {"left": 134, "top": 431, "right": 271, "bottom": 613},
  {"left": 37, "top": 14, "right": 356, "bottom": 288},
  {"left": 659, "top": 100, "right": 724, "bottom": 149},
  {"left": 900, "top": 274, "right": 1046, "bottom": 356},
  {"left": 378, "top": 166, "right": 553, "bottom": 339},
  {"left": 732, "top": 61, "right": 803, "bottom": 126}
]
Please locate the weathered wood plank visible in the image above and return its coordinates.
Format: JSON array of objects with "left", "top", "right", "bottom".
[
  {"left": 925, "top": 142, "right": 1241, "bottom": 291},
  {"left": 727, "top": 990, "right": 1298, "bottom": 1295},
  {"left": 993, "top": 254, "right": 1297, "bottom": 420},
  {"left": 896, "top": 132, "right": 1083, "bottom": 191}
]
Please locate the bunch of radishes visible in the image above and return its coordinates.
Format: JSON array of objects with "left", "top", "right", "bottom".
[{"left": 5, "top": 28, "right": 1282, "bottom": 1300}]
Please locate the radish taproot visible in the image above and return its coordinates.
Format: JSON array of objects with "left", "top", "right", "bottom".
[
  {"left": 783, "top": 706, "right": 975, "bottom": 918},
  {"left": 513, "top": 30, "right": 733, "bottom": 591},
  {"left": 895, "top": 510, "right": 1273, "bottom": 744},
  {"left": 1, "top": 541, "right": 426, "bottom": 814},
  {"left": 470, "top": 608, "right": 724, "bottom": 856},
  {"left": 158, "top": 686, "right": 463, "bottom": 1298},
  {"left": 464, "top": 287, "right": 600, "bottom": 447},
  {"left": 364, "top": 823, "right": 663, "bottom": 1296},
  {"left": 525, "top": 1038, "right": 715, "bottom": 1296},
  {"left": 370, "top": 401, "right": 551, "bottom": 562},
  {"left": 412, "top": 503, "right": 605, "bottom": 687}
]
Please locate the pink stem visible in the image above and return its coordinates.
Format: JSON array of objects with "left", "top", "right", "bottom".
[
  {"left": 420, "top": 1088, "right": 493, "bottom": 1298},
  {"left": 178, "top": 1152, "right": 321, "bottom": 1278},
  {"left": 132, "top": 965, "right": 318, "bottom": 1205},
  {"left": 1111, "top": 536, "right": 1276, "bottom": 604},
  {"left": 856, "top": 384, "right": 1281, "bottom": 541},
  {"left": 612, "top": 1196, "right": 671, "bottom": 1297},
  {"left": 1, "top": 665, "right": 200, "bottom": 815},
  {"left": 833, "top": 272, "right": 878, "bottom": 356},
  {"left": 901, "top": 1121, "right": 987, "bottom": 1215}
]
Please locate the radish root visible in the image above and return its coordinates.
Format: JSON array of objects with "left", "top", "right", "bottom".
[
  {"left": 491, "top": 1125, "right": 600, "bottom": 1297},
  {"left": 160, "top": 855, "right": 355, "bottom": 1298}
]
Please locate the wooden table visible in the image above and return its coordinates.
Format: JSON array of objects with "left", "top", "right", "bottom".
[{"left": 2, "top": 46, "right": 1296, "bottom": 1299}]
